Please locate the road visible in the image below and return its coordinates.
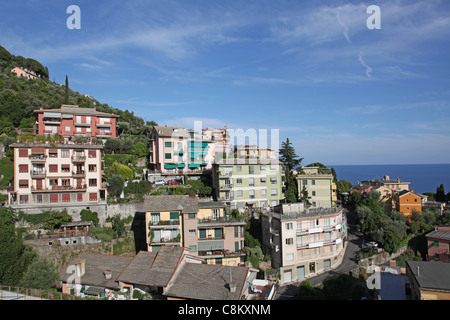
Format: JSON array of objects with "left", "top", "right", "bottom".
[{"left": 275, "top": 205, "right": 363, "bottom": 300}]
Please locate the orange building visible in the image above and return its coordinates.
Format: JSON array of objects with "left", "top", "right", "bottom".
[{"left": 394, "top": 189, "right": 424, "bottom": 216}]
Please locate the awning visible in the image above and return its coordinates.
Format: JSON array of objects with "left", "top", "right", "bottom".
[
  {"left": 189, "top": 163, "right": 200, "bottom": 168},
  {"left": 84, "top": 286, "right": 104, "bottom": 296},
  {"left": 31, "top": 147, "right": 45, "bottom": 154},
  {"left": 164, "top": 164, "right": 177, "bottom": 169},
  {"left": 178, "top": 163, "right": 186, "bottom": 168}
]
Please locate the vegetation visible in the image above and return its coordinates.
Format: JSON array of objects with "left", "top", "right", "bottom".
[
  {"left": 298, "top": 274, "right": 368, "bottom": 300},
  {"left": 279, "top": 138, "right": 303, "bottom": 203}
]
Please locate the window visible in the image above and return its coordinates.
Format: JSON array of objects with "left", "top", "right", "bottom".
[
  {"left": 89, "top": 179, "right": 97, "bottom": 187},
  {"left": 311, "top": 180, "right": 316, "bottom": 185},
  {"left": 211, "top": 209, "right": 220, "bottom": 219},
  {"left": 249, "top": 178, "right": 254, "bottom": 186},
  {"left": 433, "top": 241, "right": 439, "bottom": 247},
  {"left": 88, "top": 164, "right": 97, "bottom": 172},
  {"left": 270, "top": 177, "right": 277, "bottom": 184},
  {"left": 286, "top": 223, "right": 293, "bottom": 230},
  {"left": 236, "top": 178, "right": 242, "bottom": 184},
  {"left": 234, "top": 226, "right": 239, "bottom": 237},
  {"left": 261, "top": 189, "right": 267, "bottom": 196},
  {"left": 188, "top": 230, "right": 196, "bottom": 236},
  {"left": 61, "top": 179, "right": 70, "bottom": 186},
  {"left": 188, "top": 213, "right": 196, "bottom": 219},
  {"left": 165, "top": 153, "right": 172, "bottom": 160},
  {"left": 199, "top": 229, "right": 206, "bottom": 239},
  {"left": 271, "top": 188, "right": 277, "bottom": 196},
  {"left": 260, "top": 177, "right": 266, "bottom": 183},
  {"left": 88, "top": 150, "right": 96, "bottom": 158},
  {"left": 189, "top": 245, "right": 197, "bottom": 252},
  {"left": 61, "top": 165, "right": 70, "bottom": 173},
  {"left": 19, "top": 195, "right": 29, "bottom": 204},
  {"left": 19, "top": 149, "right": 28, "bottom": 157},
  {"left": 286, "top": 238, "right": 293, "bottom": 245},
  {"left": 249, "top": 166, "right": 254, "bottom": 174},
  {"left": 49, "top": 179, "right": 58, "bottom": 186},
  {"left": 62, "top": 194, "right": 71, "bottom": 202},
  {"left": 19, "top": 180, "right": 29, "bottom": 188},
  {"left": 50, "top": 194, "right": 59, "bottom": 203},
  {"left": 49, "top": 165, "right": 58, "bottom": 173},
  {"left": 249, "top": 190, "right": 255, "bottom": 199},
  {"left": 312, "top": 191, "right": 316, "bottom": 196},
  {"left": 65, "top": 126, "right": 71, "bottom": 132},
  {"left": 302, "top": 180, "right": 307, "bottom": 186},
  {"left": 61, "top": 150, "right": 70, "bottom": 158},
  {"left": 165, "top": 141, "right": 172, "bottom": 147},
  {"left": 237, "top": 190, "right": 243, "bottom": 197},
  {"left": 236, "top": 166, "right": 242, "bottom": 172},
  {"left": 89, "top": 193, "right": 97, "bottom": 201},
  {"left": 19, "top": 164, "right": 28, "bottom": 173}
]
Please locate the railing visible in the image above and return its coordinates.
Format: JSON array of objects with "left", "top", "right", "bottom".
[
  {"left": 198, "top": 216, "right": 244, "bottom": 225},
  {"left": 0, "top": 285, "right": 82, "bottom": 300},
  {"left": 72, "top": 155, "right": 86, "bottom": 161},
  {"left": 149, "top": 219, "right": 180, "bottom": 226}
]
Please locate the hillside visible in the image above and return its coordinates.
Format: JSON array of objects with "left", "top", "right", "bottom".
[{"left": 0, "top": 44, "right": 154, "bottom": 135}]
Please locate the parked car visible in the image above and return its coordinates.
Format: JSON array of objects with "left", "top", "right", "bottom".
[
  {"left": 154, "top": 180, "right": 165, "bottom": 185},
  {"left": 366, "top": 241, "right": 378, "bottom": 247},
  {"left": 168, "top": 180, "right": 180, "bottom": 185}
]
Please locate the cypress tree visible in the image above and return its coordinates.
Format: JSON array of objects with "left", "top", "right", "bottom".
[{"left": 64, "top": 75, "right": 69, "bottom": 104}]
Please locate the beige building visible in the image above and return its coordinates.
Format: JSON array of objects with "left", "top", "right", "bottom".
[
  {"left": 212, "top": 159, "right": 284, "bottom": 211},
  {"left": 262, "top": 203, "right": 347, "bottom": 284},
  {"left": 9, "top": 142, "right": 105, "bottom": 207},
  {"left": 143, "top": 195, "right": 246, "bottom": 266},
  {"left": 297, "top": 166, "right": 334, "bottom": 208}
]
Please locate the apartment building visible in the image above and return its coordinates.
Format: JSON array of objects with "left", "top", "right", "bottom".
[
  {"left": 148, "top": 126, "right": 215, "bottom": 175},
  {"left": 143, "top": 195, "right": 246, "bottom": 266},
  {"left": 296, "top": 166, "right": 335, "bottom": 208},
  {"left": 34, "top": 104, "right": 118, "bottom": 140},
  {"left": 261, "top": 203, "right": 347, "bottom": 284},
  {"left": 9, "top": 142, "right": 105, "bottom": 207},
  {"left": 212, "top": 159, "right": 284, "bottom": 211},
  {"left": 234, "top": 145, "right": 276, "bottom": 159}
]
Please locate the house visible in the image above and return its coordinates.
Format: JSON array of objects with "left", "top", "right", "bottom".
[
  {"left": 164, "top": 262, "right": 257, "bottom": 300},
  {"left": 212, "top": 159, "right": 284, "bottom": 211},
  {"left": 296, "top": 166, "right": 335, "bottom": 208},
  {"left": 261, "top": 203, "right": 347, "bottom": 284},
  {"left": 60, "top": 246, "right": 269, "bottom": 300},
  {"left": 234, "top": 145, "right": 276, "bottom": 160},
  {"left": 143, "top": 194, "right": 246, "bottom": 266},
  {"left": 148, "top": 125, "right": 215, "bottom": 175},
  {"left": 426, "top": 225, "right": 450, "bottom": 262},
  {"left": 358, "top": 175, "right": 410, "bottom": 193},
  {"left": 59, "top": 252, "right": 134, "bottom": 298},
  {"left": 393, "top": 189, "right": 424, "bottom": 216},
  {"left": 10, "top": 66, "right": 39, "bottom": 80},
  {"left": 9, "top": 142, "right": 105, "bottom": 208},
  {"left": 405, "top": 260, "right": 450, "bottom": 300},
  {"left": 34, "top": 104, "right": 119, "bottom": 140}
]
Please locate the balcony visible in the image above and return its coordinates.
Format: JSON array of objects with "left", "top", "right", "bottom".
[
  {"left": 198, "top": 216, "right": 245, "bottom": 226},
  {"left": 30, "top": 169, "right": 46, "bottom": 178},
  {"left": 149, "top": 219, "right": 180, "bottom": 226},
  {"left": 31, "top": 185, "right": 87, "bottom": 193},
  {"left": 72, "top": 170, "right": 86, "bottom": 177},
  {"left": 30, "top": 155, "right": 47, "bottom": 163},
  {"left": 72, "top": 155, "right": 86, "bottom": 162}
]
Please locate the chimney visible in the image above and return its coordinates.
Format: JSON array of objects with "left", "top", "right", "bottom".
[
  {"left": 104, "top": 270, "right": 112, "bottom": 280},
  {"left": 228, "top": 268, "right": 236, "bottom": 293},
  {"left": 417, "top": 266, "right": 420, "bottom": 277},
  {"left": 75, "top": 258, "right": 86, "bottom": 277},
  {"left": 384, "top": 176, "right": 390, "bottom": 181}
]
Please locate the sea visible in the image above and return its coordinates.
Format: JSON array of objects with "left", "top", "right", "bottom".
[{"left": 327, "top": 164, "right": 450, "bottom": 195}]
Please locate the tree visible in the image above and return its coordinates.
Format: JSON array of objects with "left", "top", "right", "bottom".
[
  {"left": 299, "top": 185, "right": 311, "bottom": 206},
  {"left": 80, "top": 209, "right": 99, "bottom": 226},
  {"left": 436, "top": 184, "right": 446, "bottom": 202},
  {"left": 108, "top": 161, "right": 134, "bottom": 181},
  {"left": 279, "top": 138, "right": 302, "bottom": 203},
  {"left": 44, "top": 209, "right": 72, "bottom": 230},
  {"left": 64, "top": 75, "right": 69, "bottom": 104},
  {"left": 19, "top": 256, "right": 58, "bottom": 290},
  {"left": 279, "top": 138, "right": 302, "bottom": 171},
  {"left": 108, "top": 174, "right": 125, "bottom": 199},
  {"left": 111, "top": 215, "right": 125, "bottom": 238}
]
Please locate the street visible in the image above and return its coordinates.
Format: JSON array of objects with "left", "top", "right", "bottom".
[{"left": 275, "top": 205, "right": 363, "bottom": 300}]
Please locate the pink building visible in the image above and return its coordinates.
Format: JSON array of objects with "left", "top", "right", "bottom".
[
  {"left": 10, "top": 67, "right": 39, "bottom": 80},
  {"left": 426, "top": 225, "right": 450, "bottom": 263},
  {"left": 34, "top": 105, "right": 118, "bottom": 141},
  {"left": 9, "top": 142, "right": 105, "bottom": 207}
]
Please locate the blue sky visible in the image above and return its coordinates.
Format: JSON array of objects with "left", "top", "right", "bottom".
[{"left": 1, "top": 0, "right": 449, "bottom": 165}]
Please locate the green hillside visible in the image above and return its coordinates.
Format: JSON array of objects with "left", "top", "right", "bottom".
[{"left": 0, "top": 44, "right": 154, "bottom": 135}]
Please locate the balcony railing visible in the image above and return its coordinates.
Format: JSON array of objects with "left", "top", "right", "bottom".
[
  {"left": 149, "top": 219, "right": 180, "bottom": 226},
  {"left": 71, "top": 155, "right": 86, "bottom": 162}
]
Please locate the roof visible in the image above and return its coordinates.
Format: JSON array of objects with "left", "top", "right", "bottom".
[
  {"left": 153, "top": 126, "right": 190, "bottom": 138},
  {"left": 396, "top": 190, "right": 423, "bottom": 198},
  {"left": 406, "top": 261, "right": 450, "bottom": 292},
  {"left": 117, "top": 246, "right": 185, "bottom": 287},
  {"left": 426, "top": 229, "right": 450, "bottom": 241},
  {"left": 59, "top": 253, "right": 133, "bottom": 290},
  {"left": 34, "top": 104, "right": 119, "bottom": 118},
  {"left": 142, "top": 195, "right": 199, "bottom": 213},
  {"left": 198, "top": 200, "right": 226, "bottom": 209},
  {"left": 164, "top": 263, "right": 254, "bottom": 300}
]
